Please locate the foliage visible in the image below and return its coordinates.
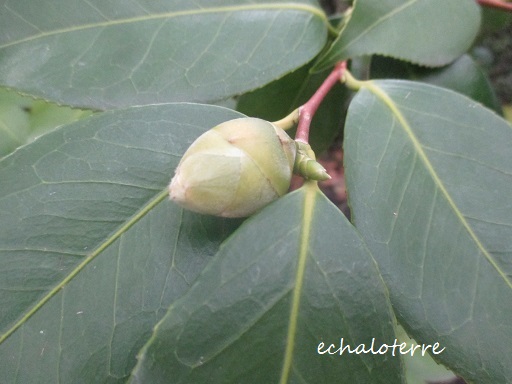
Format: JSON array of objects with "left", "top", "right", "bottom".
[{"left": 0, "top": 1, "right": 511, "bottom": 383}]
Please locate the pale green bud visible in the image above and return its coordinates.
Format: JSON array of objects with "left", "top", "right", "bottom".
[{"left": 169, "top": 117, "right": 296, "bottom": 218}]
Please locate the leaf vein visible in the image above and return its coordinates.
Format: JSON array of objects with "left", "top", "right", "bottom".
[
  {"left": 0, "top": 3, "right": 327, "bottom": 49},
  {"left": 363, "top": 81, "right": 512, "bottom": 292},
  {"left": 340, "top": 0, "right": 418, "bottom": 53},
  {"left": 0, "top": 189, "right": 169, "bottom": 345}
]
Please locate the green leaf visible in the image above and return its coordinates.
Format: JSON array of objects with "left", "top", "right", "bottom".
[
  {"left": 27, "top": 99, "right": 93, "bottom": 141},
  {"left": 131, "top": 183, "right": 405, "bottom": 383},
  {"left": 313, "top": 0, "right": 481, "bottom": 72},
  {"left": 370, "top": 54, "right": 502, "bottom": 114},
  {"left": 0, "top": 89, "right": 31, "bottom": 157},
  {"left": 0, "top": 103, "right": 243, "bottom": 382},
  {"left": 480, "top": 7, "right": 512, "bottom": 34},
  {"left": 0, "top": 1, "right": 328, "bottom": 110},
  {"left": 397, "top": 326, "right": 457, "bottom": 384},
  {"left": 344, "top": 79, "right": 512, "bottom": 383},
  {"left": 237, "top": 63, "right": 348, "bottom": 153},
  {"left": 0, "top": 88, "right": 92, "bottom": 157}
]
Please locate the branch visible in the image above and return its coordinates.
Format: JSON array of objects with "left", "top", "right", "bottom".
[{"left": 294, "top": 61, "right": 347, "bottom": 143}]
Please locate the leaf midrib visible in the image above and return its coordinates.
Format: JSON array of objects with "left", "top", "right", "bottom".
[
  {"left": 279, "top": 181, "right": 317, "bottom": 384},
  {"left": 363, "top": 80, "right": 512, "bottom": 291},
  {"left": 0, "top": 188, "right": 169, "bottom": 345},
  {"left": 1, "top": 3, "right": 328, "bottom": 49},
  {"left": 338, "top": 0, "right": 418, "bottom": 53}
]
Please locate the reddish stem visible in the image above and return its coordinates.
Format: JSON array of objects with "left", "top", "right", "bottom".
[
  {"left": 477, "top": 0, "right": 512, "bottom": 11},
  {"left": 295, "top": 2, "right": 510, "bottom": 139},
  {"left": 295, "top": 61, "right": 347, "bottom": 143}
]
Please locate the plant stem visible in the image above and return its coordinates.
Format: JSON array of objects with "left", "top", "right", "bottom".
[
  {"left": 272, "top": 108, "right": 300, "bottom": 131},
  {"left": 295, "top": 61, "right": 347, "bottom": 143},
  {"left": 477, "top": 0, "right": 512, "bottom": 12}
]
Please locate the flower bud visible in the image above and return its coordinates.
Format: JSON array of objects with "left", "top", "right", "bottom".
[
  {"left": 169, "top": 117, "right": 296, "bottom": 218},
  {"left": 294, "top": 141, "right": 331, "bottom": 181}
]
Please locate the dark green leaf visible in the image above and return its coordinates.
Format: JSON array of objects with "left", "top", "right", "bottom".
[
  {"left": 0, "top": 103, "right": 243, "bottom": 382},
  {"left": 0, "top": 1, "right": 328, "bottom": 109},
  {"left": 344, "top": 79, "right": 512, "bottom": 383},
  {"left": 480, "top": 7, "right": 512, "bottom": 34},
  {"left": 131, "top": 183, "right": 404, "bottom": 383},
  {"left": 313, "top": 0, "right": 480, "bottom": 72},
  {"left": 370, "top": 54, "right": 502, "bottom": 114},
  {"left": 237, "top": 63, "right": 348, "bottom": 153}
]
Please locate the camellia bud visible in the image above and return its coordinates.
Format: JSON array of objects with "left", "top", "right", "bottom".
[
  {"left": 169, "top": 117, "right": 296, "bottom": 218},
  {"left": 294, "top": 141, "right": 331, "bottom": 181}
]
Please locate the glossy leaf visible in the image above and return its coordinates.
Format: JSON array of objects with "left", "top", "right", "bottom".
[
  {"left": 0, "top": 1, "right": 328, "bottom": 110},
  {"left": 313, "top": 0, "right": 481, "bottom": 72},
  {"left": 344, "top": 80, "right": 512, "bottom": 383},
  {"left": 0, "top": 103, "right": 243, "bottom": 382},
  {"left": 370, "top": 54, "right": 502, "bottom": 114},
  {"left": 131, "top": 182, "right": 404, "bottom": 383}
]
